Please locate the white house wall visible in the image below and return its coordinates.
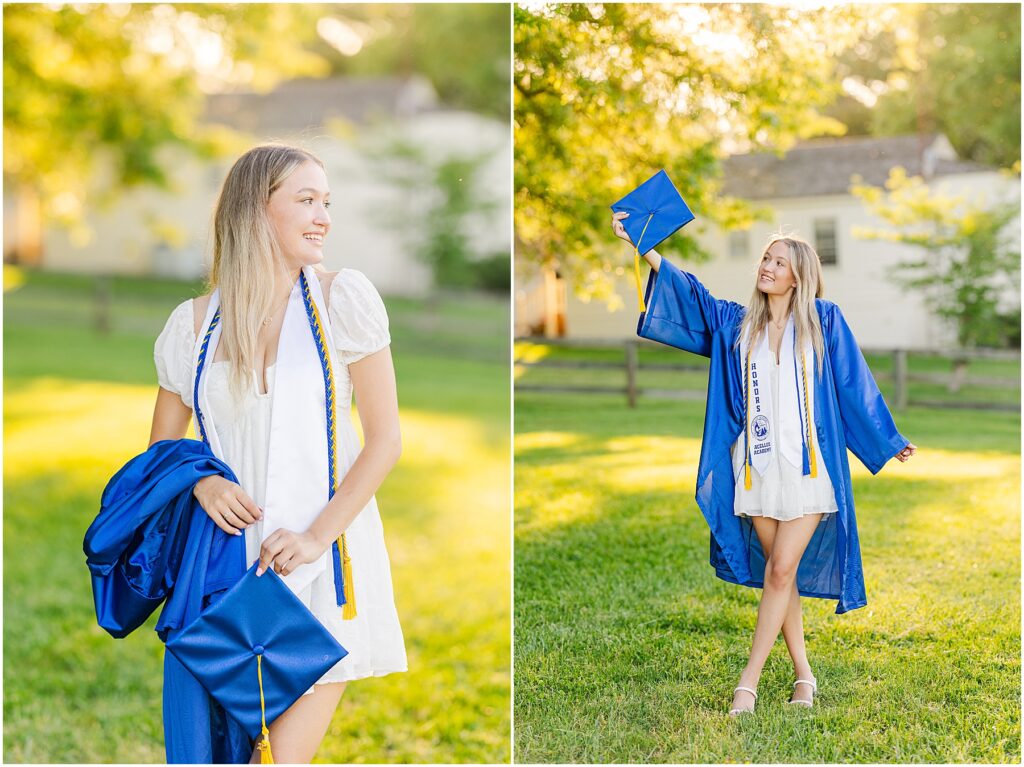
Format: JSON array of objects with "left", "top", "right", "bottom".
[{"left": 32, "top": 111, "right": 511, "bottom": 298}]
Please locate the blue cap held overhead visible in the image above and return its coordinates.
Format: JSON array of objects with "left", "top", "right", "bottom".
[
  {"left": 610, "top": 170, "right": 695, "bottom": 311},
  {"left": 164, "top": 563, "right": 348, "bottom": 763}
]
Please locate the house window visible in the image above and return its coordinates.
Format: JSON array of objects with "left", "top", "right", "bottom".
[
  {"left": 814, "top": 218, "right": 838, "bottom": 265},
  {"left": 728, "top": 230, "right": 750, "bottom": 259}
]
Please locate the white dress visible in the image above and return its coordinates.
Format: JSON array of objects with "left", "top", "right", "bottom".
[
  {"left": 731, "top": 355, "right": 839, "bottom": 521},
  {"left": 154, "top": 269, "right": 407, "bottom": 688}
]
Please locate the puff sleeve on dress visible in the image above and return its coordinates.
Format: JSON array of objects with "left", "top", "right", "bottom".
[
  {"left": 154, "top": 299, "right": 196, "bottom": 409},
  {"left": 328, "top": 269, "right": 391, "bottom": 365}
]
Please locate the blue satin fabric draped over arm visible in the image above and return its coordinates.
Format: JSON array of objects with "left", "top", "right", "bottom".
[{"left": 84, "top": 438, "right": 252, "bottom": 763}]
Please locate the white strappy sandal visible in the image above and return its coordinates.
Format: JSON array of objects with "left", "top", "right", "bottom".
[
  {"left": 728, "top": 685, "right": 757, "bottom": 716},
  {"left": 786, "top": 677, "right": 817, "bottom": 708}
]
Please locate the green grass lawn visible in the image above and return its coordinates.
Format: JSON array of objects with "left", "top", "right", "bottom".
[
  {"left": 514, "top": 391, "right": 1020, "bottom": 763},
  {"left": 3, "top": 269, "right": 511, "bottom": 763}
]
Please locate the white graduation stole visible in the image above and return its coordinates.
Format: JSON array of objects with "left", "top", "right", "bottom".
[
  {"left": 192, "top": 266, "right": 337, "bottom": 596},
  {"left": 740, "top": 316, "right": 816, "bottom": 480}
]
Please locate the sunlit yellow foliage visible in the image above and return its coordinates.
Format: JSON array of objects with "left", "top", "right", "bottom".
[
  {"left": 513, "top": 342, "right": 551, "bottom": 380},
  {"left": 4, "top": 264, "right": 26, "bottom": 292}
]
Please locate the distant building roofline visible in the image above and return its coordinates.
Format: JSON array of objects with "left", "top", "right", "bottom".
[{"left": 721, "top": 133, "right": 992, "bottom": 200}]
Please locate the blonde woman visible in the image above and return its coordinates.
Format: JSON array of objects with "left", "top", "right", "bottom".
[
  {"left": 151, "top": 144, "right": 406, "bottom": 761},
  {"left": 612, "top": 213, "right": 915, "bottom": 716}
]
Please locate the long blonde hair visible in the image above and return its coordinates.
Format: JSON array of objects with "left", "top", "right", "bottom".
[
  {"left": 207, "top": 143, "right": 325, "bottom": 402},
  {"left": 735, "top": 234, "right": 826, "bottom": 376}
]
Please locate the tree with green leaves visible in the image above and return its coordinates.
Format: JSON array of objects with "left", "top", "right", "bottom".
[
  {"left": 363, "top": 131, "right": 502, "bottom": 294},
  {"left": 327, "top": 3, "right": 510, "bottom": 120},
  {"left": 3, "top": 3, "right": 334, "bottom": 256},
  {"left": 827, "top": 4, "right": 1021, "bottom": 169},
  {"left": 514, "top": 3, "right": 874, "bottom": 302},
  {"left": 851, "top": 168, "right": 1021, "bottom": 348},
  {"left": 3, "top": 3, "right": 509, "bottom": 262}
]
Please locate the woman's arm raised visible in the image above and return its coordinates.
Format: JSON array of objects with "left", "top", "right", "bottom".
[
  {"left": 613, "top": 211, "right": 743, "bottom": 356},
  {"left": 611, "top": 211, "right": 662, "bottom": 271}
]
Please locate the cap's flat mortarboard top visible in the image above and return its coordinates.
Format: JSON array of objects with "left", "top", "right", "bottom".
[
  {"left": 165, "top": 563, "right": 348, "bottom": 759},
  {"left": 610, "top": 169, "right": 695, "bottom": 256},
  {"left": 611, "top": 170, "right": 695, "bottom": 311}
]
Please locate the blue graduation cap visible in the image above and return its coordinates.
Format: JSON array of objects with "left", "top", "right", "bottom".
[
  {"left": 165, "top": 563, "right": 348, "bottom": 763},
  {"left": 611, "top": 170, "right": 695, "bottom": 311}
]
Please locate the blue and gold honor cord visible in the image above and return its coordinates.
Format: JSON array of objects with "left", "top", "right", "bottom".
[
  {"left": 298, "top": 271, "right": 356, "bottom": 620},
  {"left": 741, "top": 328, "right": 817, "bottom": 492},
  {"left": 796, "top": 336, "right": 817, "bottom": 477},
  {"left": 194, "top": 275, "right": 356, "bottom": 619},
  {"left": 193, "top": 307, "right": 221, "bottom": 447}
]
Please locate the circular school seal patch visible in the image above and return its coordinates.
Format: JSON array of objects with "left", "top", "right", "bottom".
[{"left": 752, "top": 415, "right": 769, "bottom": 441}]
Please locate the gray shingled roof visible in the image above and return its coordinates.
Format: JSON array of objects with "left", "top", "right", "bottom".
[
  {"left": 721, "top": 134, "right": 990, "bottom": 200},
  {"left": 201, "top": 75, "right": 440, "bottom": 134}
]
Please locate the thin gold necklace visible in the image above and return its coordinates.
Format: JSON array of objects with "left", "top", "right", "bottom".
[{"left": 262, "top": 292, "right": 290, "bottom": 326}]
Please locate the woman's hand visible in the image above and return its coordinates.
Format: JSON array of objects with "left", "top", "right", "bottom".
[
  {"left": 612, "top": 210, "right": 661, "bottom": 271},
  {"left": 895, "top": 442, "right": 917, "bottom": 462},
  {"left": 256, "top": 529, "right": 329, "bottom": 577},
  {"left": 192, "top": 474, "right": 261, "bottom": 535},
  {"left": 612, "top": 211, "right": 634, "bottom": 245}
]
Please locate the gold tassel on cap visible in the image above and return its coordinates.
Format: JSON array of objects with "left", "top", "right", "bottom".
[
  {"left": 634, "top": 248, "right": 646, "bottom": 313},
  {"left": 633, "top": 213, "right": 655, "bottom": 313},
  {"left": 340, "top": 533, "right": 357, "bottom": 620},
  {"left": 256, "top": 653, "right": 275, "bottom": 764}
]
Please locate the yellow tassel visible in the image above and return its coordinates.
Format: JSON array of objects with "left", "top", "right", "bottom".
[
  {"left": 341, "top": 533, "right": 357, "bottom": 620},
  {"left": 256, "top": 655, "right": 275, "bottom": 764},
  {"left": 744, "top": 463, "right": 752, "bottom": 491},
  {"left": 259, "top": 728, "right": 274, "bottom": 764},
  {"left": 634, "top": 248, "right": 646, "bottom": 313},
  {"left": 632, "top": 213, "right": 655, "bottom": 313}
]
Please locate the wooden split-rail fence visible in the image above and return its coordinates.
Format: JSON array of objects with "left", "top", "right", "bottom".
[{"left": 514, "top": 337, "right": 1020, "bottom": 412}]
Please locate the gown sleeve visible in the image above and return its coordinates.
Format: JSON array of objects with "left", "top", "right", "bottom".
[
  {"left": 823, "top": 301, "right": 909, "bottom": 474},
  {"left": 328, "top": 269, "right": 392, "bottom": 365},
  {"left": 636, "top": 256, "right": 745, "bottom": 357},
  {"left": 154, "top": 299, "right": 196, "bottom": 409}
]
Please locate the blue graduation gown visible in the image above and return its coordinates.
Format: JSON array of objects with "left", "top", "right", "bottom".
[
  {"left": 637, "top": 258, "right": 909, "bottom": 614},
  {"left": 84, "top": 438, "right": 252, "bottom": 762}
]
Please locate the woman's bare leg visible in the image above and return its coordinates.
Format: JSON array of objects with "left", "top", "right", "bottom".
[
  {"left": 780, "top": 578, "right": 815, "bottom": 703},
  {"left": 755, "top": 517, "right": 816, "bottom": 702},
  {"left": 249, "top": 681, "right": 346, "bottom": 764},
  {"left": 748, "top": 520, "right": 812, "bottom": 679},
  {"left": 730, "top": 514, "right": 822, "bottom": 713}
]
